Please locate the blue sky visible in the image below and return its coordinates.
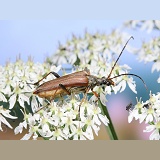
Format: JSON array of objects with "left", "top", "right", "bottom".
[{"left": 0, "top": 20, "right": 124, "bottom": 65}]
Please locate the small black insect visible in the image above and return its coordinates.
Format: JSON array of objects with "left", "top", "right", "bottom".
[
  {"left": 143, "top": 103, "right": 151, "bottom": 109},
  {"left": 126, "top": 102, "right": 133, "bottom": 111}
]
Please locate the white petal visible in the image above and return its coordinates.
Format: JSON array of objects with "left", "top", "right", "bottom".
[
  {"left": 14, "top": 125, "right": 22, "bottom": 134},
  {"left": 80, "top": 135, "right": 86, "bottom": 140},
  {"left": 128, "top": 80, "right": 137, "bottom": 94},
  {"left": 119, "top": 81, "right": 126, "bottom": 93},
  {"left": 73, "top": 134, "right": 78, "bottom": 140},
  {"left": 0, "top": 115, "right": 13, "bottom": 129},
  {"left": 93, "top": 115, "right": 101, "bottom": 125},
  {"left": 145, "top": 114, "right": 153, "bottom": 123},
  {"left": 92, "top": 124, "right": 100, "bottom": 136},
  {"left": 83, "top": 126, "right": 94, "bottom": 140},
  {"left": 63, "top": 125, "right": 69, "bottom": 135},
  {"left": 70, "top": 124, "right": 77, "bottom": 133},
  {"left": 0, "top": 92, "right": 7, "bottom": 102},
  {"left": 9, "top": 94, "right": 17, "bottom": 109},
  {"left": 143, "top": 125, "right": 155, "bottom": 132},
  {"left": 149, "top": 129, "right": 160, "bottom": 140},
  {"left": 21, "top": 132, "right": 33, "bottom": 140},
  {"left": 0, "top": 121, "right": 2, "bottom": 131},
  {"left": 98, "top": 114, "right": 109, "bottom": 126},
  {"left": 152, "top": 61, "right": 160, "bottom": 72},
  {"left": 14, "top": 121, "right": 27, "bottom": 134},
  {"left": 128, "top": 114, "right": 134, "bottom": 123},
  {"left": 33, "top": 132, "right": 38, "bottom": 140},
  {"left": 57, "top": 136, "right": 64, "bottom": 140},
  {"left": 139, "top": 113, "right": 147, "bottom": 123},
  {"left": 100, "top": 93, "right": 107, "bottom": 106},
  {"left": 31, "top": 96, "right": 39, "bottom": 112},
  {"left": 18, "top": 94, "right": 29, "bottom": 108},
  {"left": 2, "top": 110, "right": 17, "bottom": 119}
]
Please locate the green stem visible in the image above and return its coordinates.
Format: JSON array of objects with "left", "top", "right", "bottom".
[{"left": 98, "top": 99, "right": 118, "bottom": 140}]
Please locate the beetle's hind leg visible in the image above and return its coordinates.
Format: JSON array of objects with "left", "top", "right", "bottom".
[
  {"left": 33, "top": 71, "right": 61, "bottom": 86},
  {"left": 59, "top": 84, "right": 71, "bottom": 95}
]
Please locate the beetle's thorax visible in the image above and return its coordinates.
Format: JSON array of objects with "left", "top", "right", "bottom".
[{"left": 87, "top": 75, "right": 115, "bottom": 89}]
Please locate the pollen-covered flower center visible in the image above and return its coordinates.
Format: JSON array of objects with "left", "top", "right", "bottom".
[
  {"left": 156, "top": 121, "right": 160, "bottom": 129},
  {"left": 122, "top": 75, "right": 128, "bottom": 81},
  {"left": 147, "top": 108, "right": 154, "bottom": 114},
  {"left": 135, "top": 102, "right": 143, "bottom": 109}
]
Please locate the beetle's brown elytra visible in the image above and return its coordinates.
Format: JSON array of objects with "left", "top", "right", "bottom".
[{"left": 33, "top": 36, "right": 147, "bottom": 104}]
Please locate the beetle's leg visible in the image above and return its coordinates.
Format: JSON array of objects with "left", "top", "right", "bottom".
[
  {"left": 33, "top": 99, "right": 49, "bottom": 114},
  {"left": 91, "top": 89, "right": 100, "bottom": 103},
  {"left": 59, "top": 84, "right": 71, "bottom": 95},
  {"left": 34, "top": 72, "right": 61, "bottom": 86},
  {"left": 78, "top": 87, "right": 90, "bottom": 114},
  {"left": 91, "top": 89, "right": 99, "bottom": 98}
]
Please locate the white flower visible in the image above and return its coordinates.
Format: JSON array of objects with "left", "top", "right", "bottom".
[
  {"left": 128, "top": 97, "right": 143, "bottom": 123},
  {"left": 70, "top": 121, "right": 87, "bottom": 140},
  {"left": 14, "top": 121, "right": 27, "bottom": 134},
  {"left": 38, "top": 123, "right": 53, "bottom": 138},
  {"left": 92, "top": 105, "right": 109, "bottom": 126},
  {"left": 128, "top": 92, "right": 160, "bottom": 140},
  {"left": 49, "top": 128, "right": 67, "bottom": 140},
  {"left": 144, "top": 120, "right": 160, "bottom": 140},
  {"left": 0, "top": 105, "right": 17, "bottom": 131},
  {"left": 113, "top": 75, "right": 137, "bottom": 94},
  {"left": 152, "top": 60, "right": 160, "bottom": 73},
  {"left": 124, "top": 20, "right": 160, "bottom": 33}
]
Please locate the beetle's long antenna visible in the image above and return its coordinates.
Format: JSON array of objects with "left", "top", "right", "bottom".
[
  {"left": 107, "top": 36, "right": 134, "bottom": 78},
  {"left": 110, "top": 73, "right": 148, "bottom": 90}
]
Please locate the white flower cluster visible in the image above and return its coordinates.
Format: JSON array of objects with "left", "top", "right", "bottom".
[
  {"left": 0, "top": 67, "right": 17, "bottom": 132},
  {"left": 0, "top": 96, "right": 17, "bottom": 131},
  {"left": 15, "top": 95, "right": 109, "bottom": 140},
  {"left": 50, "top": 30, "right": 133, "bottom": 67},
  {"left": 128, "top": 91, "right": 160, "bottom": 140},
  {"left": 124, "top": 20, "right": 160, "bottom": 33},
  {"left": 0, "top": 58, "right": 110, "bottom": 140},
  {"left": 0, "top": 58, "right": 60, "bottom": 132},
  {"left": 124, "top": 20, "right": 160, "bottom": 83},
  {"left": 0, "top": 58, "right": 61, "bottom": 112},
  {"left": 137, "top": 37, "right": 160, "bottom": 83}
]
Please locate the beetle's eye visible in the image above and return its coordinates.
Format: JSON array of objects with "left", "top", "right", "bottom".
[{"left": 106, "top": 81, "right": 111, "bottom": 86}]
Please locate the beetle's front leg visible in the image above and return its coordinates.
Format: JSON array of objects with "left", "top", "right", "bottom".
[
  {"left": 91, "top": 88, "right": 100, "bottom": 104},
  {"left": 91, "top": 89, "right": 99, "bottom": 98}
]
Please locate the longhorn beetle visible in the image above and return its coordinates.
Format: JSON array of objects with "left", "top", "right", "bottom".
[{"left": 32, "top": 36, "right": 147, "bottom": 108}]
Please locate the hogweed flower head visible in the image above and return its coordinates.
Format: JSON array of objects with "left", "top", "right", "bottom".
[
  {"left": 15, "top": 94, "right": 110, "bottom": 140},
  {"left": 128, "top": 91, "right": 160, "bottom": 140},
  {"left": 0, "top": 93, "right": 17, "bottom": 131},
  {"left": 124, "top": 20, "right": 160, "bottom": 33},
  {"left": 124, "top": 20, "right": 160, "bottom": 83},
  {"left": 0, "top": 58, "right": 61, "bottom": 112}
]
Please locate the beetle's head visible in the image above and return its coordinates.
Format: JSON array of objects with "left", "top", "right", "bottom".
[{"left": 98, "top": 77, "right": 115, "bottom": 86}]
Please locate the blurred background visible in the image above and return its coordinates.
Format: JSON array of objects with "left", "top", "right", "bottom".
[{"left": 0, "top": 20, "right": 159, "bottom": 140}]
